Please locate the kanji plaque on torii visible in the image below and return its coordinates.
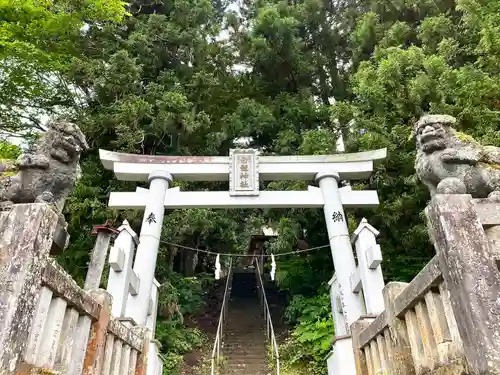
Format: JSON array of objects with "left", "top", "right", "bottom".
[{"left": 229, "top": 149, "right": 259, "bottom": 196}]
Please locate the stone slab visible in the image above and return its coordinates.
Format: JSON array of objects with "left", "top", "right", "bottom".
[
  {"left": 41, "top": 261, "right": 101, "bottom": 320},
  {"left": 472, "top": 199, "right": 500, "bottom": 227},
  {"left": 108, "top": 319, "right": 143, "bottom": 352},
  {"left": 358, "top": 311, "right": 387, "bottom": 348},
  {"left": 393, "top": 256, "right": 442, "bottom": 317}
]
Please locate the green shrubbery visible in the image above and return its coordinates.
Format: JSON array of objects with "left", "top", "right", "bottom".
[
  {"left": 156, "top": 321, "right": 205, "bottom": 373},
  {"left": 280, "top": 293, "right": 334, "bottom": 375},
  {"left": 155, "top": 272, "right": 215, "bottom": 373}
]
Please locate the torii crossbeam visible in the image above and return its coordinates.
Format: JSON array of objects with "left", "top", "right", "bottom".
[
  {"left": 100, "top": 148, "right": 386, "bottom": 181},
  {"left": 109, "top": 185, "right": 380, "bottom": 209}
]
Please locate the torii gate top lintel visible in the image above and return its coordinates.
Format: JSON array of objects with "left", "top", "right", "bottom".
[{"left": 99, "top": 148, "right": 387, "bottom": 182}]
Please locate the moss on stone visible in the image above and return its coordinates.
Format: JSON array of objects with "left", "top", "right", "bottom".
[
  {"left": 0, "top": 159, "right": 18, "bottom": 175},
  {"left": 479, "top": 162, "right": 500, "bottom": 171},
  {"left": 454, "top": 131, "right": 478, "bottom": 145}
]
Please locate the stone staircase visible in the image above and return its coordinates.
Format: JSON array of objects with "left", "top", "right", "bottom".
[{"left": 223, "top": 271, "right": 270, "bottom": 375}]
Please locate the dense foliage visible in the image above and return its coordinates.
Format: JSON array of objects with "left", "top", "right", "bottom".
[
  {"left": 2, "top": 0, "right": 500, "bottom": 373},
  {"left": 0, "top": 0, "right": 128, "bottom": 136},
  {"left": 280, "top": 293, "right": 334, "bottom": 374}
]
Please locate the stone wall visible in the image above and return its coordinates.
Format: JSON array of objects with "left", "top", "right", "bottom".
[
  {"left": 0, "top": 204, "right": 151, "bottom": 375},
  {"left": 350, "top": 194, "right": 500, "bottom": 375}
]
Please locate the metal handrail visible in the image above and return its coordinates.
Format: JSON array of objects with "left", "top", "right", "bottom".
[
  {"left": 254, "top": 258, "right": 280, "bottom": 375},
  {"left": 211, "top": 259, "right": 233, "bottom": 375}
]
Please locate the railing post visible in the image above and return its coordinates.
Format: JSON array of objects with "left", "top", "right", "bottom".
[
  {"left": 108, "top": 220, "right": 140, "bottom": 318},
  {"left": 271, "top": 336, "right": 274, "bottom": 360},
  {"left": 254, "top": 260, "right": 279, "bottom": 374},
  {"left": 383, "top": 282, "right": 415, "bottom": 375},
  {"left": 352, "top": 218, "right": 385, "bottom": 315},
  {"left": 84, "top": 221, "right": 117, "bottom": 290},
  {"left": 217, "top": 339, "right": 220, "bottom": 363},
  {"left": 82, "top": 290, "right": 112, "bottom": 375},
  {"left": 0, "top": 204, "right": 58, "bottom": 371},
  {"left": 132, "top": 326, "right": 150, "bottom": 375},
  {"left": 350, "top": 318, "right": 372, "bottom": 375},
  {"left": 267, "top": 316, "right": 270, "bottom": 338},
  {"left": 221, "top": 318, "right": 224, "bottom": 344},
  {"left": 211, "top": 262, "right": 233, "bottom": 375},
  {"left": 426, "top": 194, "right": 500, "bottom": 374}
]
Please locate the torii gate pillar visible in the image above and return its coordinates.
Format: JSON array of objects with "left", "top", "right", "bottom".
[
  {"left": 126, "top": 171, "right": 172, "bottom": 325},
  {"left": 316, "top": 171, "right": 363, "bottom": 330},
  {"left": 317, "top": 171, "right": 361, "bottom": 375}
]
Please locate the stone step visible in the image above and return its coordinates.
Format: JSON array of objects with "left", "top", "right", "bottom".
[
  {"left": 219, "top": 273, "right": 276, "bottom": 375},
  {"left": 222, "top": 352, "right": 268, "bottom": 358}
]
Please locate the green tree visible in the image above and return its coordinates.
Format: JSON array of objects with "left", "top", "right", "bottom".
[
  {"left": 0, "top": 0, "right": 128, "bottom": 135},
  {"left": 343, "top": 0, "right": 500, "bottom": 280}
]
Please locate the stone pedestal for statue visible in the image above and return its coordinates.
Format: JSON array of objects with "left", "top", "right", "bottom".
[
  {"left": 0, "top": 204, "right": 58, "bottom": 370},
  {"left": 426, "top": 194, "right": 500, "bottom": 374}
]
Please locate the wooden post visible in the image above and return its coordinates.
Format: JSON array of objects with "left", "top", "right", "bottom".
[
  {"left": 426, "top": 194, "right": 500, "bottom": 375},
  {"left": 82, "top": 290, "right": 112, "bottom": 375},
  {"left": 383, "top": 282, "right": 415, "bottom": 375},
  {"left": 0, "top": 204, "right": 58, "bottom": 371},
  {"left": 84, "top": 220, "right": 118, "bottom": 290}
]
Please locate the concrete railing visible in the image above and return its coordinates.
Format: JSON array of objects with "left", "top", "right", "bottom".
[
  {"left": 350, "top": 194, "right": 500, "bottom": 375},
  {"left": 0, "top": 204, "right": 156, "bottom": 375},
  {"left": 352, "top": 257, "right": 464, "bottom": 375},
  {"left": 23, "top": 261, "right": 147, "bottom": 375}
]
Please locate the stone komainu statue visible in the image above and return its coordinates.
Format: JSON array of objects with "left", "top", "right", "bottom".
[
  {"left": 0, "top": 120, "right": 89, "bottom": 212},
  {"left": 414, "top": 114, "right": 500, "bottom": 199}
]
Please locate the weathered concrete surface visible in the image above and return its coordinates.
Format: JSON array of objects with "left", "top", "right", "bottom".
[
  {"left": 393, "top": 256, "right": 442, "bottom": 317},
  {"left": 358, "top": 311, "right": 387, "bottom": 348},
  {"left": 54, "top": 308, "right": 79, "bottom": 373},
  {"left": 0, "top": 204, "right": 58, "bottom": 374},
  {"left": 50, "top": 221, "right": 70, "bottom": 255},
  {"left": 473, "top": 199, "right": 500, "bottom": 228},
  {"left": 132, "top": 327, "right": 149, "bottom": 375},
  {"left": 382, "top": 282, "right": 416, "bottom": 375},
  {"left": 426, "top": 194, "right": 500, "bottom": 374},
  {"left": 14, "top": 361, "right": 58, "bottom": 374},
  {"left": 428, "top": 356, "right": 469, "bottom": 375},
  {"left": 41, "top": 261, "right": 101, "bottom": 319},
  {"left": 351, "top": 319, "right": 372, "bottom": 375},
  {"left": 484, "top": 224, "right": 500, "bottom": 262},
  {"left": 84, "top": 223, "right": 116, "bottom": 290},
  {"left": 83, "top": 290, "right": 112, "bottom": 375},
  {"left": 108, "top": 319, "right": 143, "bottom": 352}
]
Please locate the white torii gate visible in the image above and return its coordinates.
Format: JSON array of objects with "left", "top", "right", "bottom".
[{"left": 100, "top": 147, "right": 387, "bottom": 374}]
